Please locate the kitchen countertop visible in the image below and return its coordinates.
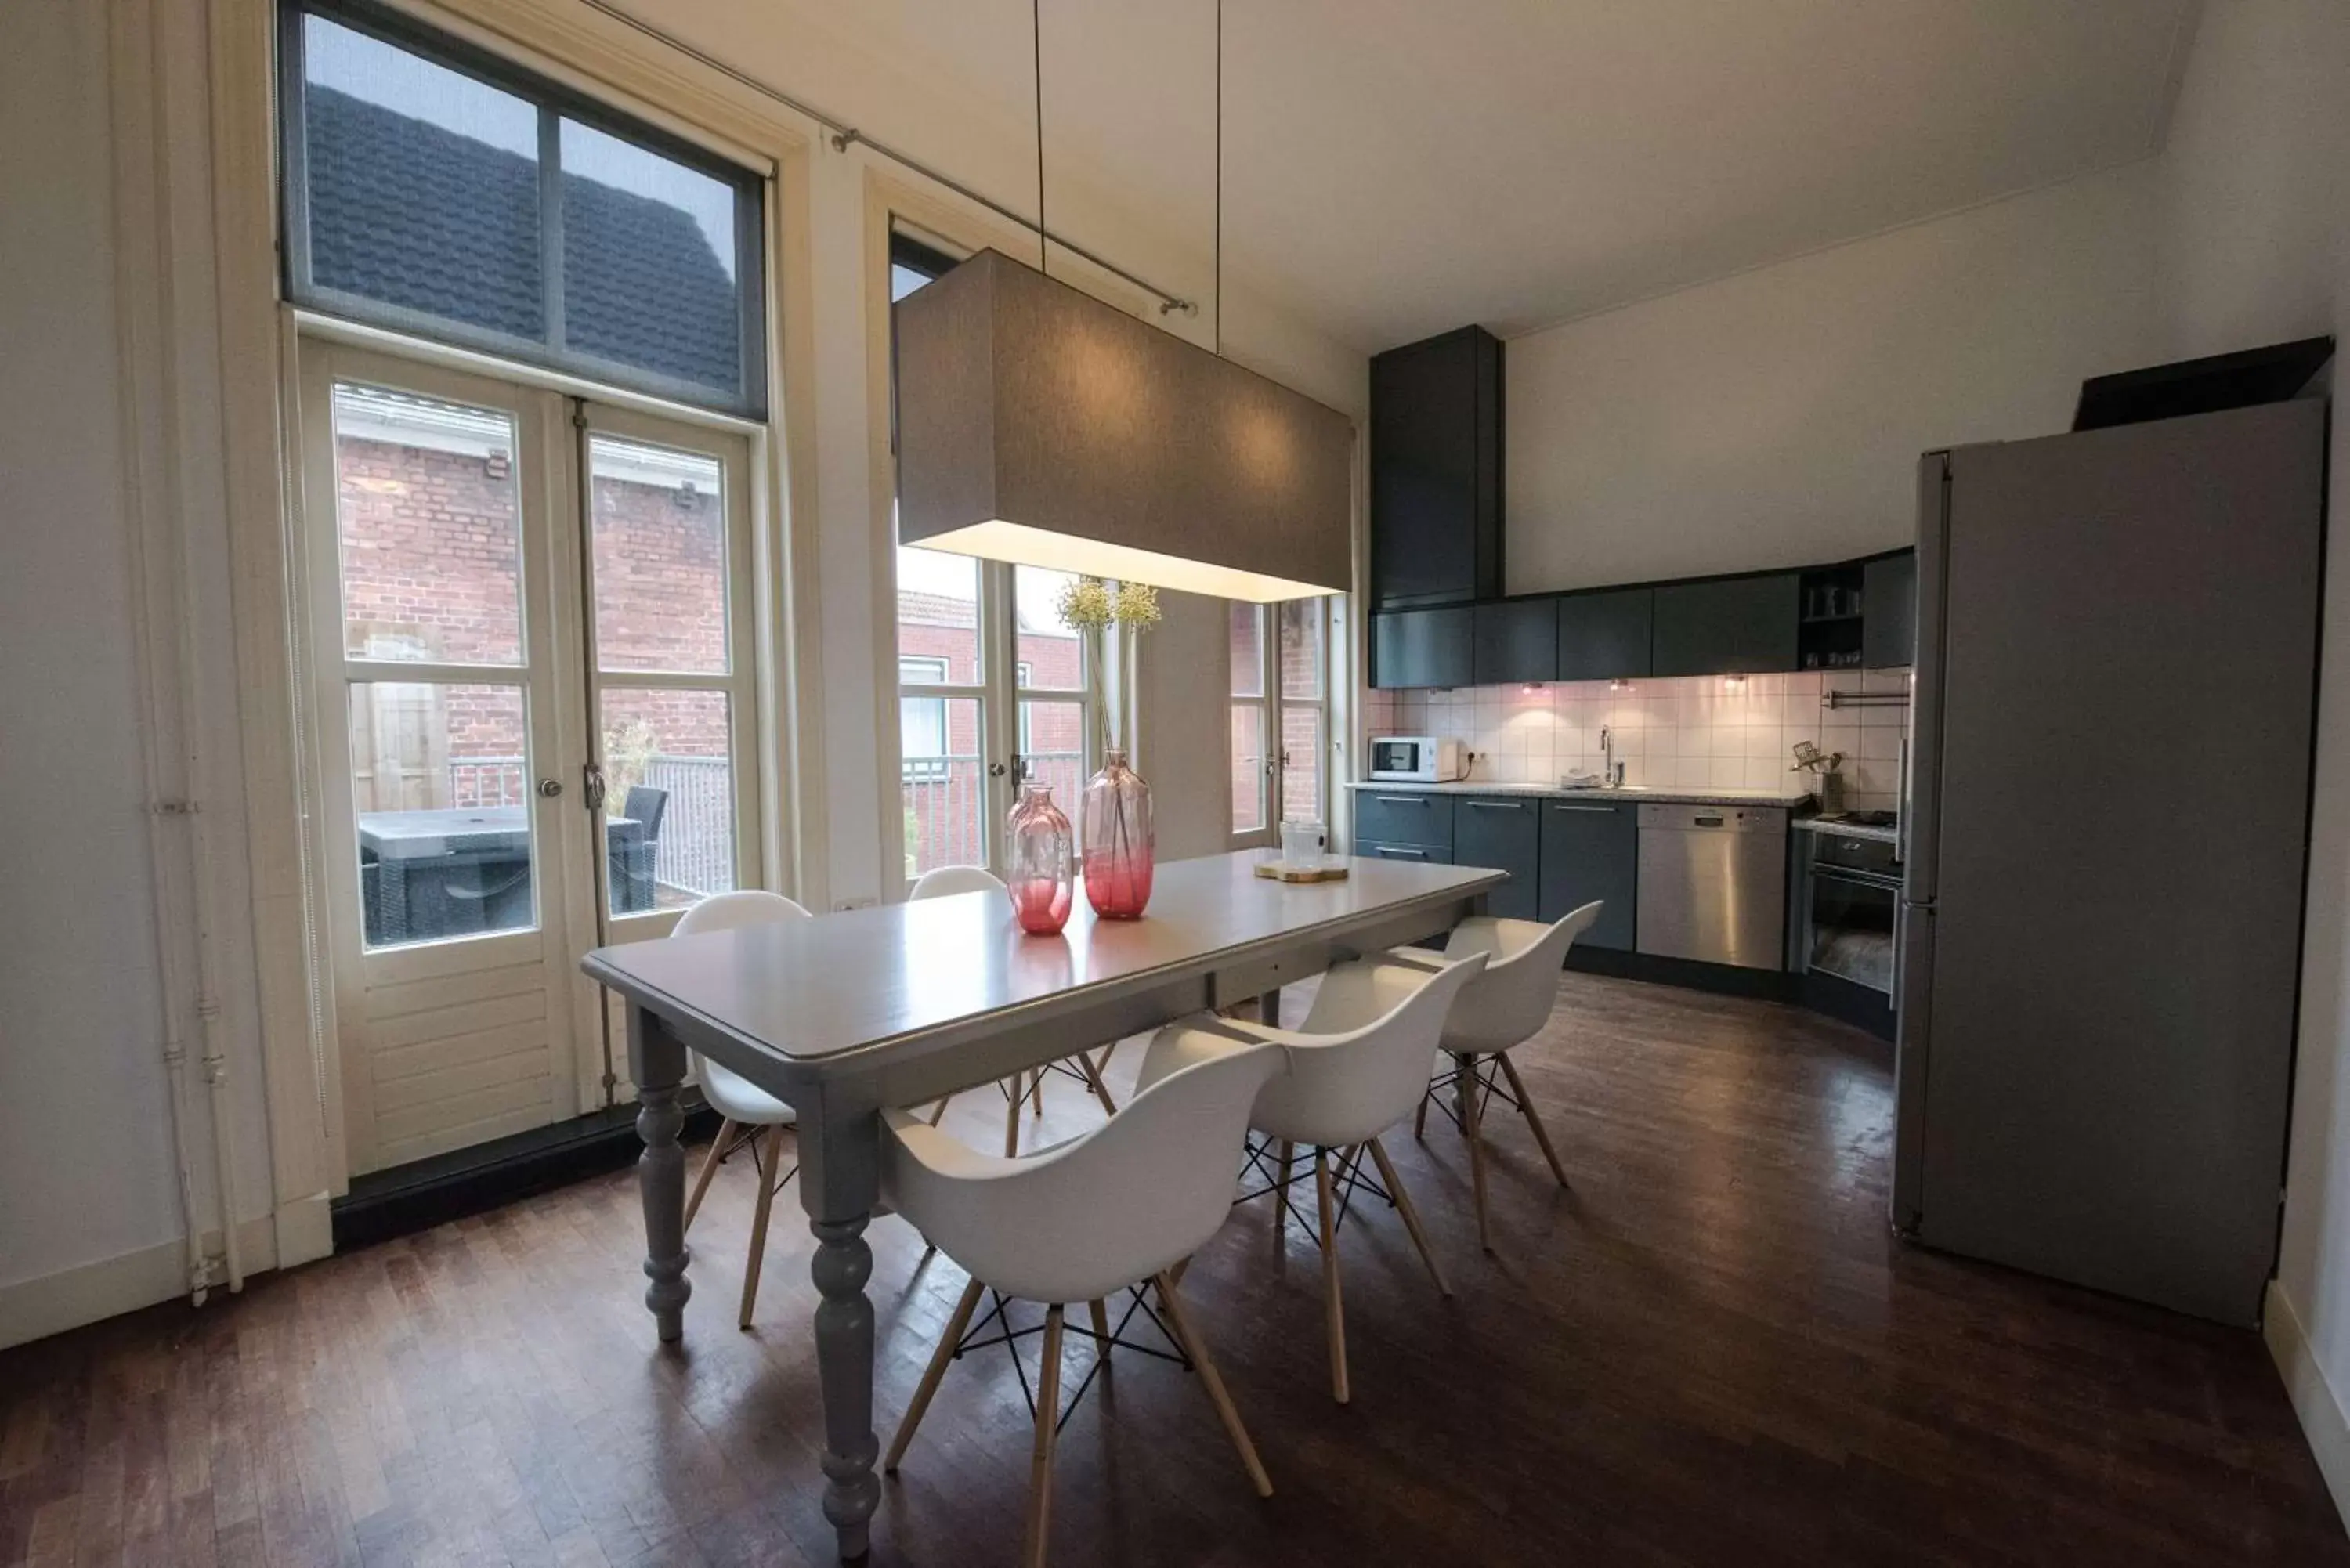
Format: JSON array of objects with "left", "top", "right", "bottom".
[
  {"left": 1795, "top": 817, "right": 1900, "bottom": 844},
  {"left": 1346, "top": 780, "right": 1815, "bottom": 810}
]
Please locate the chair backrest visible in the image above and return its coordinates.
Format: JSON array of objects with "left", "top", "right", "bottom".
[
  {"left": 908, "top": 864, "right": 1007, "bottom": 901},
  {"left": 622, "top": 786, "right": 669, "bottom": 842},
  {"left": 672, "top": 888, "right": 812, "bottom": 938},
  {"left": 1251, "top": 952, "right": 1489, "bottom": 1147},
  {"left": 884, "top": 1038, "right": 1285, "bottom": 1304},
  {"left": 1436, "top": 904, "right": 1600, "bottom": 1056}
]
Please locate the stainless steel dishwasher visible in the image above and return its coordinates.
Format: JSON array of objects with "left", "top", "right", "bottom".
[{"left": 1636, "top": 804, "right": 1788, "bottom": 970}]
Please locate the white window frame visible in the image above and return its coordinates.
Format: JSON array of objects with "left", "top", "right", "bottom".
[{"left": 1231, "top": 597, "right": 1335, "bottom": 846}]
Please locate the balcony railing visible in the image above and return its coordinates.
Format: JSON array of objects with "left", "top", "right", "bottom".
[{"left": 900, "top": 750, "right": 1083, "bottom": 876}]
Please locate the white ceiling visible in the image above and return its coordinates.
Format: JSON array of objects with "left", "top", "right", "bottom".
[{"left": 632, "top": 0, "right": 2202, "bottom": 353}]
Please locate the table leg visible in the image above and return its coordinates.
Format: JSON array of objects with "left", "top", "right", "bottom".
[
  {"left": 1256, "top": 988, "right": 1283, "bottom": 1028},
  {"left": 801, "top": 1100, "right": 884, "bottom": 1560},
  {"left": 627, "top": 1004, "right": 692, "bottom": 1342}
]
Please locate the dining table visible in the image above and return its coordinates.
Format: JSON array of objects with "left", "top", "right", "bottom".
[{"left": 580, "top": 848, "right": 1502, "bottom": 1561}]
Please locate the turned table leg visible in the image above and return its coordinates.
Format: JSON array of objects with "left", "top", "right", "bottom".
[
  {"left": 802, "top": 1099, "right": 884, "bottom": 1560},
  {"left": 628, "top": 1005, "right": 692, "bottom": 1342}
]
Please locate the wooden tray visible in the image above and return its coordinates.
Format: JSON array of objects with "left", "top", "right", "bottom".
[{"left": 1253, "top": 858, "right": 1350, "bottom": 884}]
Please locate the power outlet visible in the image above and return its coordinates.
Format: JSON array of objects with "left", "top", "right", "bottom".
[{"left": 831, "top": 895, "right": 878, "bottom": 912}]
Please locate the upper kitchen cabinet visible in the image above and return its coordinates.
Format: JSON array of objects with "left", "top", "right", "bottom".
[
  {"left": 1473, "top": 599, "right": 1558, "bottom": 685},
  {"left": 1372, "top": 606, "right": 1475, "bottom": 688},
  {"left": 1650, "top": 572, "right": 1802, "bottom": 676},
  {"left": 1370, "top": 327, "right": 1504, "bottom": 609},
  {"left": 1555, "top": 587, "right": 1654, "bottom": 682},
  {"left": 1863, "top": 549, "right": 1917, "bottom": 668}
]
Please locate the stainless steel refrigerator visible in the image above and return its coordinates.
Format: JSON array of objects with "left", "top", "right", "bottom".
[{"left": 1893, "top": 398, "right": 2326, "bottom": 1324}]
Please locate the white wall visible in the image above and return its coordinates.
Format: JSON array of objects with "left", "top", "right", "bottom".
[
  {"left": 1504, "top": 161, "right": 2163, "bottom": 592},
  {"left": 2153, "top": 0, "right": 2350, "bottom": 1520}
]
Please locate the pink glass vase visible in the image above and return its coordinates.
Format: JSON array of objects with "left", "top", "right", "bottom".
[
  {"left": 1005, "top": 782, "right": 1075, "bottom": 935},
  {"left": 1080, "top": 749, "right": 1155, "bottom": 919}
]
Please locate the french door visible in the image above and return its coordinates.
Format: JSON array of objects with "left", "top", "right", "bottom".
[
  {"left": 299, "top": 339, "right": 760, "bottom": 1176},
  {"left": 894, "top": 550, "right": 1095, "bottom": 883},
  {"left": 1230, "top": 598, "right": 1333, "bottom": 847}
]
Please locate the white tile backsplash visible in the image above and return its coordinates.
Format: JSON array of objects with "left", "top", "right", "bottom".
[{"left": 1361, "top": 668, "right": 1911, "bottom": 808}]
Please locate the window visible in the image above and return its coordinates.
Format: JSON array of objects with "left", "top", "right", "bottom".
[
  {"left": 280, "top": 1, "right": 766, "bottom": 414},
  {"left": 1231, "top": 598, "right": 1333, "bottom": 839},
  {"left": 898, "top": 657, "right": 949, "bottom": 772}
]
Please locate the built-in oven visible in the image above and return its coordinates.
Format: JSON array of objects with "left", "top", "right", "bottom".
[{"left": 1804, "top": 829, "right": 1902, "bottom": 995}]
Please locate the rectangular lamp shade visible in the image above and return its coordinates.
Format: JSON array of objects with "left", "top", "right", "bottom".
[{"left": 893, "top": 249, "right": 1355, "bottom": 602}]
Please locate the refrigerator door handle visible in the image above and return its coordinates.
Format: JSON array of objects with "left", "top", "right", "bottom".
[{"left": 1897, "top": 735, "right": 1911, "bottom": 864}]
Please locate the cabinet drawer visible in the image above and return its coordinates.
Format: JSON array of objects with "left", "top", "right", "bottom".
[
  {"left": 1454, "top": 796, "right": 1541, "bottom": 920},
  {"left": 1353, "top": 790, "right": 1455, "bottom": 850},
  {"left": 1356, "top": 839, "right": 1455, "bottom": 865}
]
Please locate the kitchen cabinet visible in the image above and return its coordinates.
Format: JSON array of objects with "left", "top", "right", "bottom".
[
  {"left": 1650, "top": 572, "right": 1802, "bottom": 677},
  {"left": 1539, "top": 797, "right": 1637, "bottom": 951},
  {"left": 1353, "top": 789, "right": 1455, "bottom": 851},
  {"left": 1453, "top": 797, "right": 1541, "bottom": 920},
  {"left": 1369, "top": 327, "right": 1504, "bottom": 609},
  {"left": 1555, "top": 587, "right": 1654, "bottom": 682},
  {"left": 1472, "top": 600, "right": 1558, "bottom": 685},
  {"left": 1372, "top": 607, "right": 1474, "bottom": 689},
  {"left": 1863, "top": 550, "right": 1917, "bottom": 669}
]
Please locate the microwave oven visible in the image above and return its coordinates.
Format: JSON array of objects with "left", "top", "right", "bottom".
[{"left": 1367, "top": 736, "right": 1466, "bottom": 782}]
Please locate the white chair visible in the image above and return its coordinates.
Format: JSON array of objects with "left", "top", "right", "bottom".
[
  {"left": 672, "top": 890, "right": 812, "bottom": 1328},
  {"left": 1135, "top": 951, "right": 1488, "bottom": 1404},
  {"left": 881, "top": 1039, "right": 1285, "bottom": 1568},
  {"left": 909, "top": 865, "right": 1117, "bottom": 1152},
  {"left": 1409, "top": 903, "right": 1602, "bottom": 1252}
]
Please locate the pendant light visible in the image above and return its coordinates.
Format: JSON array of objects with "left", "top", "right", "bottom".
[{"left": 891, "top": 0, "right": 1353, "bottom": 602}]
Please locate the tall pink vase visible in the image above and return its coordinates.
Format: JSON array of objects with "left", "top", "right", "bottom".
[
  {"left": 1005, "top": 782, "right": 1075, "bottom": 934},
  {"left": 1080, "top": 749, "right": 1154, "bottom": 919}
]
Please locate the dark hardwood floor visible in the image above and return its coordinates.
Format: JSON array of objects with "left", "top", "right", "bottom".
[{"left": 5, "top": 974, "right": 2344, "bottom": 1566}]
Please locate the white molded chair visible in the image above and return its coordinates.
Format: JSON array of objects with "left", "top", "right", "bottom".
[
  {"left": 672, "top": 890, "right": 812, "bottom": 1328},
  {"left": 909, "top": 865, "right": 1118, "bottom": 1152},
  {"left": 1135, "top": 951, "right": 1488, "bottom": 1403},
  {"left": 1409, "top": 902, "right": 1602, "bottom": 1251},
  {"left": 882, "top": 1039, "right": 1285, "bottom": 1567}
]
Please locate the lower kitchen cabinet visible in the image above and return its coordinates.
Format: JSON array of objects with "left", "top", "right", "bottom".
[
  {"left": 1538, "top": 797, "right": 1637, "bottom": 950},
  {"left": 1452, "top": 796, "right": 1541, "bottom": 920}
]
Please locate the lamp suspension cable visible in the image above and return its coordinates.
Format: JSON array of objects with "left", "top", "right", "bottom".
[
  {"left": 1214, "top": 0, "right": 1223, "bottom": 356},
  {"left": 573, "top": 0, "right": 1196, "bottom": 315},
  {"left": 1034, "top": 0, "right": 1048, "bottom": 278}
]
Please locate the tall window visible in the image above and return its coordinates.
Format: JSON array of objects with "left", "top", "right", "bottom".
[
  {"left": 279, "top": 0, "right": 767, "bottom": 414},
  {"left": 891, "top": 234, "right": 1097, "bottom": 880},
  {"left": 1231, "top": 598, "right": 1333, "bottom": 839}
]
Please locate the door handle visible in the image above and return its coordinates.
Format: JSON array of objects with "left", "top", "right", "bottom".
[
  {"left": 581, "top": 762, "right": 606, "bottom": 811},
  {"left": 988, "top": 761, "right": 1010, "bottom": 778},
  {"left": 536, "top": 776, "right": 564, "bottom": 799},
  {"left": 1373, "top": 795, "right": 1429, "bottom": 806},
  {"left": 1551, "top": 804, "right": 1620, "bottom": 814},
  {"left": 1376, "top": 846, "right": 1428, "bottom": 859},
  {"left": 1464, "top": 800, "right": 1524, "bottom": 811}
]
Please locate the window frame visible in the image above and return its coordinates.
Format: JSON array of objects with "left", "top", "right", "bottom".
[
  {"left": 277, "top": 0, "right": 769, "bottom": 417},
  {"left": 1231, "top": 596, "right": 1334, "bottom": 844}
]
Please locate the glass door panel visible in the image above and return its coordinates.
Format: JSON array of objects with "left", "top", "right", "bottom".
[
  {"left": 588, "top": 436, "right": 728, "bottom": 675},
  {"left": 599, "top": 688, "right": 736, "bottom": 912}
]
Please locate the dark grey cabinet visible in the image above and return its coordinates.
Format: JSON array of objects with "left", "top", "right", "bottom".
[
  {"left": 1454, "top": 796, "right": 1541, "bottom": 920},
  {"left": 1372, "top": 608, "right": 1474, "bottom": 689},
  {"left": 1556, "top": 587, "right": 1654, "bottom": 682},
  {"left": 1353, "top": 789, "right": 1455, "bottom": 851},
  {"left": 1863, "top": 550, "right": 1917, "bottom": 669},
  {"left": 1472, "top": 600, "right": 1558, "bottom": 686},
  {"left": 1650, "top": 572, "right": 1802, "bottom": 677},
  {"left": 1369, "top": 327, "right": 1504, "bottom": 609},
  {"left": 1539, "top": 798, "right": 1637, "bottom": 951}
]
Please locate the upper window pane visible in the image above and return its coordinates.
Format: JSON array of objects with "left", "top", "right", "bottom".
[
  {"left": 588, "top": 435, "right": 728, "bottom": 675},
  {"left": 1013, "top": 567, "right": 1085, "bottom": 692},
  {"left": 1278, "top": 599, "right": 1324, "bottom": 701},
  {"left": 897, "top": 547, "right": 982, "bottom": 685},
  {"left": 560, "top": 119, "right": 741, "bottom": 396},
  {"left": 287, "top": 4, "right": 765, "bottom": 415},
  {"left": 1229, "top": 604, "right": 1264, "bottom": 698},
  {"left": 302, "top": 15, "right": 543, "bottom": 342}
]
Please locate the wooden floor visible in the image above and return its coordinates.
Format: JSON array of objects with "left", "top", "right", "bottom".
[{"left": 5, "top": 974, "right": 2345, "bottom": 1566}]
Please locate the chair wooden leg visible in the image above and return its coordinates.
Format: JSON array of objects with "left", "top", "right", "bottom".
[
  {"left": 1031, "top": 1066, "right": 1045, "bottom": 1115},
  {"left": 1274, "top": 1140, "right": 1294, "bottom": 1234},
  {"left": 884, "top": 1274, "right": 985, "bottom": 1473},
  {"left": 1314, "top": 1150, "right": 1349, "bottom": 1404},
  {"left": 1414, "top": 1082, "right": 1431, "bottom": 1140},
  {"left": 1458, "top": 1053, "right": 1492, "bottom": 1253},
  {"left": 682, "top": 1118, "right": 736, "bottom": 1236},
  {"left": 1498, "top": 1051, "right": 1570, "bottom": 1188},
  {"left": 1152, "top": 1272, "right": 1273, "bottom": 1498},
  {"left": 738, "top": 1125, "right": 784, "bottom": 1328},
  {"left": 927, "top": 1092, "right": 954, "bottom": 1128},
  {"left": 1077, "top": 1052, "right": 1119, "bottom": 1117},
  {"left": 1024, "top": 1305, "right": 1065, "bottom": 1568},
  {"left": 1365, "top": 1136, "right": 1449, "bottom": 1296},
  {"left": 1004, "top": 1078, "right": 1024, "bottom": 1157},
  {"left": 1087, "top": 1298, "right": 1111, "bottom": 1350}
]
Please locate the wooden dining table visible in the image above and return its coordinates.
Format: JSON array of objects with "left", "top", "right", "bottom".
[{"left": 580, "top": 848, "right": 1502, "bottom": 1561}]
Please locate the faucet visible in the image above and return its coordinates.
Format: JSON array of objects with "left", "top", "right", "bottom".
[{"left": 1600, "top": 726, "right": 1617, "bottom": 788}]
